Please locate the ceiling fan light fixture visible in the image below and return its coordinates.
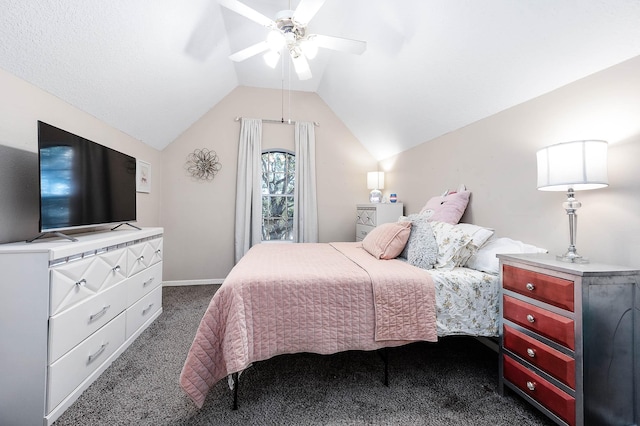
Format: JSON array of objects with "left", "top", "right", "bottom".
[
  {"left": 267, "top": 30, "right": 285, "bottom": 51},
  {"left": 219, "top": 0, "right": 366, "bottom": 81},
  {"left": 263, "top": 50, "right": 280, "bottom": 68},
  {"left": 300, "top": 38, "right": 318, "bottom": 59}
]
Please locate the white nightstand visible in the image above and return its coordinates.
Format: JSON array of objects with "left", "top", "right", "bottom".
[{"left": 355, "top": 203, "right": 404, "bottom": 241}]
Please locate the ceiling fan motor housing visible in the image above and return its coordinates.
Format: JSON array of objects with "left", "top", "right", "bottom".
[{"left": 275, "top": 10, "right": 306, "bottom": 45}]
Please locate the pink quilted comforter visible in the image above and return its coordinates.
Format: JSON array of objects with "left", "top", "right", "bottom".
[{"left": 179, "top": 242, "right": 436, "bottom": 408}]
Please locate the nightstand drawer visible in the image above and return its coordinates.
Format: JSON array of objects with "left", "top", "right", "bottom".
[
  {"left": 503, "top": 355, "right": 576, "bottom": 426},
  {"left": 503, "top": 265, "right": 574, "bottom": 311},
  {"left": 503, "top": 325, "right": 575, "bottom": 388},
  {"left": 356, "top": 208, "right": 376, "bottom": 226},
  {"left": 503, "top": 295, "right": 575, "bottom": 350},
  {"left": 356, "top": 224, "right": 374, "bottom": 241}
]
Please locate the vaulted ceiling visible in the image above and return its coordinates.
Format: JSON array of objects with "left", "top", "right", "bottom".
[{"left": 1, "top": 0, "right": 640, "bottom": 160}]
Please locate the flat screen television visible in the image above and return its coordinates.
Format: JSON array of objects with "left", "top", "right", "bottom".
[{"left": 37, "top": 121, "right": 137, "bottom": 235}]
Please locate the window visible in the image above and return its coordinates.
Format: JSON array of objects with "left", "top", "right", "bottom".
[{"left": 261, "top": 150, "right": 295, "bottom": 241}]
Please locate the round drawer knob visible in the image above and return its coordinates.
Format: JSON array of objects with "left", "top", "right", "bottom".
[
  {"left": 526, "top": 381, "right": 536, "bottom": 391},
  {"left": 526, "top": 283, "right": 535, "bottom": 291},
  {"left": 526, "top": 314, "right": 535, "bottom": 323},
  {"left": 527, "top": 348, "right": 536, "bottom": 358}
]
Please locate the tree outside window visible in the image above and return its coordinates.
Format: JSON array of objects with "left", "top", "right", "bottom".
[{"left": 261, "top": 150, "right": 295, "bottom": 241}]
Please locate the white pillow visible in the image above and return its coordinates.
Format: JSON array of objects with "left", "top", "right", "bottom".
[{"left": 465, "top": 237, "right": 548, "bottom": 274}]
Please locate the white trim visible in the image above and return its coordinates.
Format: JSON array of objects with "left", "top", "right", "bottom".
[{"left": 162, "top": 279, "right": 223, "bottom": 287}]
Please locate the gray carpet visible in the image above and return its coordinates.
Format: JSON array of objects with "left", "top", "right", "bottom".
[{"left": 53, "top": 285, "right": 555, "bottom": 425}]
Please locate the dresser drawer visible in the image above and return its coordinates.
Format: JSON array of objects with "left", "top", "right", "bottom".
[
  {"left": 127, "top": 261, "right": 163, "bottom": 306},
  {"left": 503, "top": 355, "right": 575, "bottom": 426},
  {"left": 50, "top": 248, "right": 128, "bottom": 315},
  {"left": 47, "top": 312, "right": 126, "bottom": 412},
  {"left": 503, "top": 325, "right": 575, "bottom": 388},
  {"left": 503, "top": 295, "right": 575, "bottom": 350},
  {"left": 356, "top": 208, "right": 376, "bottom": 226},
  {"left": 48, "top": 280, "right": 128, "bottom": 363},
  {"left": 356, "top": 224, "right": 375, "bottom": 241},
  {"left": 126, "top": 285, "right": 162, "bottom": 339},
  {"left": 503, "top": 265, "right": 574, "bottom": 312},
  {"left": 127, "top": 238, "right": 163, "bottom": 277}
]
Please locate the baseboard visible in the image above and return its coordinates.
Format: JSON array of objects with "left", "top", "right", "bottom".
[{"left": 162, "top": 279, "right": 224, "bottom": 287}]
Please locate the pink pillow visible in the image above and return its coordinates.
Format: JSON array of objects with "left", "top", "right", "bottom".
[
  {"left": 419, "top": 191, "right": 471, "bottom": 224},
  {"left": 362, "top": 221, "right": 412, "bottom": 259}
]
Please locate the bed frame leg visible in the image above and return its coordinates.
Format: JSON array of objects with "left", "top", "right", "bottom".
[
  {"left": 232, "top": 372, "right": 239, "bottom": 410},
  {"left": 378, "top": 348, "right": 389, "bottom": 387}
]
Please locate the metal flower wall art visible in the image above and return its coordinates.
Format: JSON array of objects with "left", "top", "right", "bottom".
[{"left": 186, "top": 148, "right": 222, "bottom": 181}]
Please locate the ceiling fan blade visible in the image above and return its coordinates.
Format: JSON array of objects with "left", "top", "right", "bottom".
[
  {"left": 293, "top": 0, "right": 326, "bottom": 25},
  {"left": 311, "top": 34, "right": 367, "bottom": 55},
  {"left": 229, "top": 41, "right": 270, "bottom": 62},
  {"left": 218, "top": 0, "right": 275, "bottom": 28},
  {"left": 291, "top": 54, "right": 313, "bottom": 80}
]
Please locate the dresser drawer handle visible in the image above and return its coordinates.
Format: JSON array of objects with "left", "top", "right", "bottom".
[
  {"left": 526, "top": 314, "right": 535, "bottom": 323},
  {"left": 527, "top": 348, "right": 536, "bottom": 358},
  {"left": 87, "top": 342, "right": 109, "bottom": 364},
  {"left": 75, "top": 278, "right": 87, "bottom": 287},
  {"left": 137, "top": 255, "right": 145, "bottom": 262},
  {"left": 526, "top": 283, "right": 535, "bottom": 291},
  {"left": 89, "top": 305, "right": 111, "bottom": 322},
  {"left": 526, "top": 381, "right": 536, "bottom": 391},
  {"left": 143, "top": 277, "right": 154, "bottom": 287},
  {"left": 142, "top": 303, "right": 155, "bottom": 315},
  {"left": 112, "top": 265, "right": 121, "bottom": 273},
  {"left": 155, "top": 249, "right": 161, "bottom": 255}
]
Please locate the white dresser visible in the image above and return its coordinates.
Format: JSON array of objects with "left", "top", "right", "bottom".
[
  {"left": 0, "top": 227, "right": 163, "bottom": 426},
  {"left": 355, "top": 203, "right": 404, "bottom": 241}
]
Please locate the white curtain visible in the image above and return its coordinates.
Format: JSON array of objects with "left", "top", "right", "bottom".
[
  {"left": 234, "top": 118, "right": 262, "bottom": 263},
  {"left": 293, "top": 121, "right": 318, "bottom": 243}
]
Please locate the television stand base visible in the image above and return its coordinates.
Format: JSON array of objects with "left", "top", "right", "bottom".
[
  {"left": 111, "top": 222, "right": 142, "bottom": 231},
  {"left": 26, "top": 232, "right": 79, "bottom": 243}
]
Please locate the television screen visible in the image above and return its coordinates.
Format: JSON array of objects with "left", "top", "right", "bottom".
[{"left": 38, "top": 121, "right": 137, "bottom": 232}]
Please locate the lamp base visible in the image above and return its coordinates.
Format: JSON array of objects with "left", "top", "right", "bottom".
[
  {"left": 556, "top": 251, "right": 589, "bottom": 264},
  {"left": 369, "top": 189, "right": 382, "bottom": 203}
]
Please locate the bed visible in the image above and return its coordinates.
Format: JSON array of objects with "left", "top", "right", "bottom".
[{"left": 179, "top": 216, "right": 504, "bottom": 409}]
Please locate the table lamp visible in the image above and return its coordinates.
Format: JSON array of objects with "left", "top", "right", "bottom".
[
  {"left": 536, "top": 140, "right": 608, "bottom": 263},
  {"left": 367, "top": 171, "right": 384, "bottom": 203}
]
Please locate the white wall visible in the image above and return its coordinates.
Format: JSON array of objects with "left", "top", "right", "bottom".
[
  {"left": 382, "top": 56, "right": 640, "bottom": 268},
  {"left": 160, "top": 86, "right": 377, "bottom": 282},
  {"left": 0, "top": 68, "right": 163, "bottom": 242},
  {"left": 4, "top": 52, "right": 638, "bottom": 279}
]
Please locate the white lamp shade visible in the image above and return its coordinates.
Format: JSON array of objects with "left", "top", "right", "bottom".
[
  {"left": 367, "top": 171, "right": 384, "bottom": 190},
  {"left": 536, "top": 140, "right": 608, "bottom": 192}
]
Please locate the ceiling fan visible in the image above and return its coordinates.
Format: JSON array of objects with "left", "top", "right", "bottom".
[{"left": 219, "top": 0, "right": 367, "bottom": 80}]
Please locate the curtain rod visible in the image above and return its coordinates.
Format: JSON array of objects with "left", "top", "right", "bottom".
[{"left": 234, "top": 117, "right": 319, "bottom": 127}]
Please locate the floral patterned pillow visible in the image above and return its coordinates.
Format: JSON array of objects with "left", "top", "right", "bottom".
[{"left": 430, "top": 221, "right": 475, "bottom": 270}]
